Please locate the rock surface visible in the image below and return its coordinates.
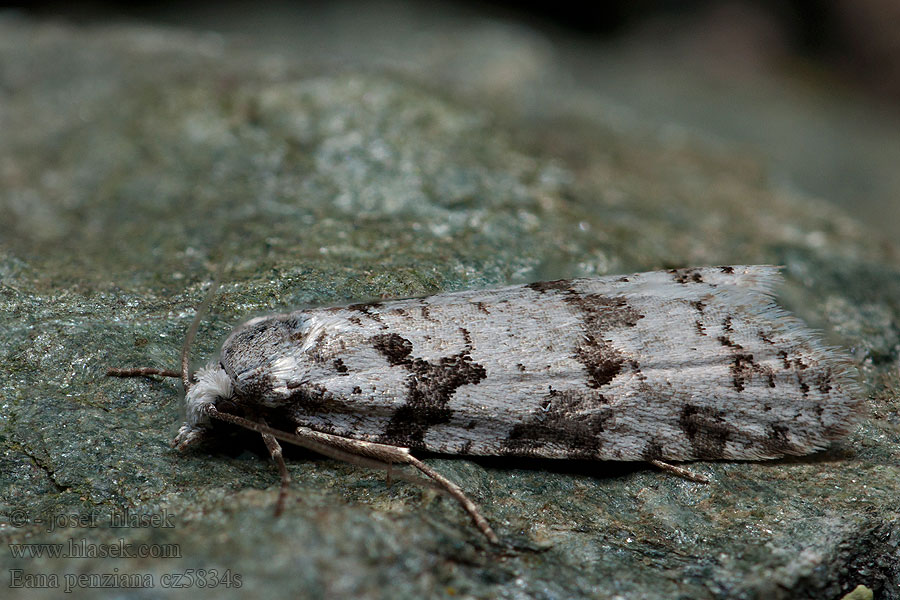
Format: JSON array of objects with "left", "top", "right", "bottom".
[{"left": 1, "top": 10, "right": 898, "bottom": 600}]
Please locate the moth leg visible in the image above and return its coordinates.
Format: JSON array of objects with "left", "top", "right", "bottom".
[
  {"left": 203, "top": 406, "right": 500, "bottom": 545},
  {"left": 292, "top": 426, "right": 500, "bottom": 546},
  {"left": 649, "top": 459, "right": 710, "bottom": 484},
  {"left": 259, "top": 421, "right": 291, "bottom": 517},
  {"left": 403, "top": 454, "right": 500, "bottom": 546}
]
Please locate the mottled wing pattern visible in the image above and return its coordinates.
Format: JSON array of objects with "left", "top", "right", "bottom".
[{"left": 219, "top": 266, "right": 860, "bottom": 462}]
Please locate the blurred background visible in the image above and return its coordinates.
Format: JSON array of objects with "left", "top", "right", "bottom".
[{"left": 4, "top": 0, "right": 900, "bottom": 238}]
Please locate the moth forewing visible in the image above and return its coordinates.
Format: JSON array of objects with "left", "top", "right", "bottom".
[{"left": 109, "top": 265, "right": 860, "bottom": 545}]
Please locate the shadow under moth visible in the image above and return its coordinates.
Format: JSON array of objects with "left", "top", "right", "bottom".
[{"left": 108, "top": 265, "right": 861, "bottom": 545}]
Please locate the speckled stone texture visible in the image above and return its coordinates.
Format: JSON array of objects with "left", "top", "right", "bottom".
[{"left": 1, "top": 10, "right": 898, "bottom": 600}]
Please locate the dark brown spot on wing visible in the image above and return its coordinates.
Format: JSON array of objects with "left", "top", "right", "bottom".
[
  {"left": 371, "top": 333, "right": 413, "bottom": 366},
  {"left": 679, "top": 404, "right": 733, "bottom": 459},
  {"left": 372, "top": 334, "right": 487, "bottom": 448},
  {"left": 286, "top": 382, "right": 334, "bottom": 414},
  {"left": 526, "top": 279, "right": 573, "bottom": 293},
  {"left": 777, "top": 349, "right": 819, "bottom": 395},
  {"left": 731, "top": 353, "right": 755, "bottom": 391},
  {"left": 564, "top": 294, "right": 643, "bottom": 389},
  {"left": 670, "top": 268, "right": 705, "bottom": 284},
  {"left": 575, "top": 336, "right": 625, "bottom": 388},
  {"left": 348, "top": 301, "right": 384, "bottom": 317},
  {"left": 285, "top": 317, "right": 307, "bottom": 341},
  {"left": 816, "top": 368, "right": 833, "bottom": 393},
  {"left": 642, "top": 438, "right": 664, "bottom": 461},
  {"left": 504, "top": 389, "right": 611, "bottom": 458},
  {"left": 760, "top": 423, "right": 800, "bottom": 456},
  {"left": 778, "top": 350, "right": 791, "bottom": 369},
  {"left": 718, "top": 335, "right": 743, "bottom": 350},
  {"left": 721, "top": 339, "right": 776, "bottom": 391}
]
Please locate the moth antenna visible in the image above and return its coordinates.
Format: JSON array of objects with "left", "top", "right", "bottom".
[
  {"left": 181, "top": 273, "right": 222, "bottom": 392},
  {"left": 106, "top": 367, "right": 182, "bottom": 379},
  {"left": 107, "top": 266, "right": 225, "bottom": 384}
]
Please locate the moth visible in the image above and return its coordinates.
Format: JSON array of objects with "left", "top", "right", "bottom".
[{"left": 109, "top": 265, "right": 860, "bottom": 545}]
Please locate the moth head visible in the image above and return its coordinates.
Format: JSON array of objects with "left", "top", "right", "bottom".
[{"left": 173, "top": 363, "right": 235, "bottom": 450}]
